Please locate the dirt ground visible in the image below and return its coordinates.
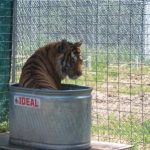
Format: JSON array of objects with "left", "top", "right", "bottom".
[{"left": 92, "top": 90, "right": 150, "bottom": 118}]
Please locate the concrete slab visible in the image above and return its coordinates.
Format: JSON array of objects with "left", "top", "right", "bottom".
[{"left": 0, "top": 133, "right": 133, "bottom": 150}]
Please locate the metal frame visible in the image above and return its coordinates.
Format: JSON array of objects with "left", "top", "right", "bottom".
[{"left": 10, "top": 0, "right": 150, "bottom": 149}]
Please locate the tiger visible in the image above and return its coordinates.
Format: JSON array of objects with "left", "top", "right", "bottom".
[{"left": 19, "top": 39, "right": 83, "bottom": 89}]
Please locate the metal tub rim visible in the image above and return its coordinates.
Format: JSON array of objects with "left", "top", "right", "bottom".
[{"left": 9, "top": 83, "right": 93, "bottom": 96}]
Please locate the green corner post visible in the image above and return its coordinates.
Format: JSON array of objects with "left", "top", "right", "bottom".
[{"left": 0, "top": 0, "right": 14, "bottom": 122}]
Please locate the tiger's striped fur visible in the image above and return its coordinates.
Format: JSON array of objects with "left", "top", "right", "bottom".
[{"left": 19, "top": 40, "right": 83, "bottom": 89}]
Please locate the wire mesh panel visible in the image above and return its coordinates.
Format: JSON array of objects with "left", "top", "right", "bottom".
[
  {"left": 12, "top": 0, "right": 150, "bottom": 149},
  {"left": 0, "top": 0, "right": 13, "bottom": 124}
]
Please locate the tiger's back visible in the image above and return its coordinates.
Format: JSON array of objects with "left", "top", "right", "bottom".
[{"left": 19, "top": 40, "right": 83, "bottom": 89}]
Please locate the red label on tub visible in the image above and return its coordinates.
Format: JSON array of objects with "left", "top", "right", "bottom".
[{"left": 14, "top": 96, "right": 40, "bottom": 108}]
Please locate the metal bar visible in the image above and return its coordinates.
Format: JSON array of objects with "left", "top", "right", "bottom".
[{"left": 11, "top": 0, "right": 17, "bottom": 83}]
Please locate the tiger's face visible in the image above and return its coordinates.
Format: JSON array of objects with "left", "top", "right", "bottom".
[{"left": 57, "top": 40, "right": 83, "bottom": 80}]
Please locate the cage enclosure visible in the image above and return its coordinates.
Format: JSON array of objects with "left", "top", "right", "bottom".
[{"left": 9, "top": 84, "right": 92, "bottom": 150}]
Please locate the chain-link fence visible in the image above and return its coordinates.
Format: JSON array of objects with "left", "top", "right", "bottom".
[
  {"left": 5, "top": 0, "right": 150, "bottom": 149},
  {"left": 0, "top": 0, "right": 13, "bottom": 123}
]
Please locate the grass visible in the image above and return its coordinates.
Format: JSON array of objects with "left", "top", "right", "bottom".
[
  {"left": 63, "top": 63, "right": 150, "bottom": 95},
  {"left": 119, "top": 84, "right": 150, "bottom": 95},
  {"left": 92, "top": 114, "right": 150, "bottom": 150},
  {"left": 0, "top": 121, "right": 8, "bottom": 133}
]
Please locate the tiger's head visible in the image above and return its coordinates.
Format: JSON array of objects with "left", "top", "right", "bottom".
[{"left": 56, "top": 40, "right": 83, "bottom": 80}]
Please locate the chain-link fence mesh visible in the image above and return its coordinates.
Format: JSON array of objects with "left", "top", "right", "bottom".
[
  {"left": 0, "top": 0, "right": 13, "bottom": 123},
  {"left": 9, "top": 0, "right": 150, "bottom": 149}
]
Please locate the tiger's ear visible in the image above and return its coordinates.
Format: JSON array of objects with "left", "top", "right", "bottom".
[
  {"left": 58, "top": 39, "right": 68, "bottom": 53},
  {"left": 74, "top": 41, "right": 82, "bottom": 47}
]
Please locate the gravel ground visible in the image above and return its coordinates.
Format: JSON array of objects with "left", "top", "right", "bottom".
[{"left": 91, "top": 90, "right": 150, "bottom": 119}]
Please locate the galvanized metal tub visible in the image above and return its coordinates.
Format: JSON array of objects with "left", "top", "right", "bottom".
[{"left": 9, "top": 84, "right": 92, "bottom": 150}]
